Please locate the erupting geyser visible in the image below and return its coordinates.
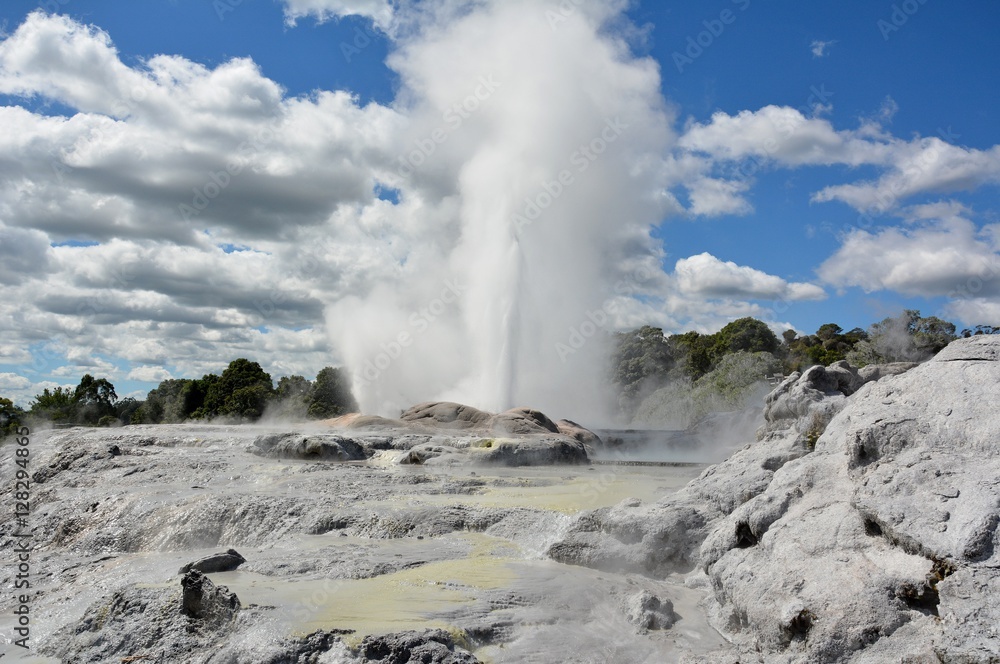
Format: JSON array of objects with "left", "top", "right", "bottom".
[{"left": 326, "top": 0, "right": 675, "bottom": 421}]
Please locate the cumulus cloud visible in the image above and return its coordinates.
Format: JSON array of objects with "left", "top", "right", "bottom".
[
  {"left": 818, "top": 207, "right": 1000, "bottom": 301},
  {"left": 281, "top": 0, "right": 394, "bottom": 29},
  {"left": 675, "top": 253, "right": 826, "bottom": 302},
  {"left": 3, "top": 7, "right": 1000, "bottom": 419},
  {"left": 126, "top": 366, "right": 173, "bottom": 383},
  {"left": 678, "top": 106, "right": 1000, "bottom": 215}
]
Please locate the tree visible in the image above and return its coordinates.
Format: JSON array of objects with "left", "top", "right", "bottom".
[
  {"left": 201, "top": 359, "right": 273, "bottom": 420},
  {"left": 611, "top": 326, "right": 675, "bottom": 400},
  {"left": 74, "top": 374, "right": 118, "bottom": 425},
  {"left": 29, "top": 387, "right": 77, "bottom": 423},
  {"left": 272, "top": 375, "right": 312, "bottom": 420},
  {"left": 1, "top": 397, "right": 25, "bottom": 438},
  {"left": 713, "top": 317, "right": 779, "bottom": 358},
  {"left": 307, "top": 367, "right": 358, "bottom": 419},
  {"left": 115, "top": 397, "right": 142, "bottom": 425}
]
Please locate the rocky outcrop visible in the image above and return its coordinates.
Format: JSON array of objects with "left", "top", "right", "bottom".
[
  {"left": 180, "top": 570, "right": 240, "bottom": 624},
  {"left": 358, "top": 629, "right": 481, "bottom": 663},
  {"left": 44, "top": 570, "right": 351, "bottom": 663},
  {"left": 251, "top": 432, "right": 369, "bottom": 460},
  {"left": 552, "top": 336, "right": 1000, "bottom": 663},
  {"left": 624, "top": 590, "right": 676, "bottom": 630}
]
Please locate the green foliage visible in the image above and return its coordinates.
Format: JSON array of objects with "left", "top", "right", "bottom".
[
  {"left": 784, "top": 324, "right": 870, "bottom": 372},
  {"left": 114, "top": 397, "right": 142, "bottom": 425},
  {"left": 307, "top": 367, "right": 359, "bottom": 419},
  {"left": 611, "top": 326, "right": 675, "bottom": 400},
  {"left": 272, "top": 375, "right": 312, "bottom": 420},
  {"left": 846, "top": 310, "right": 957, "bottom": 366},
  {"left": 138, "top": 378, "right": 210, "bottom": 424},
  {"left": 632, "top": 351, "right": 782, "bottom": 428},
  {"left": 712, "top": 317, "right": 780, "bottom": 358},
  {"left": 74, "top": 374, "right": 118, "bottom": 425},
  {"left": 1, "top": 397, "right": 26, "bottom": 438},
  {"left": 29, "top": 386, "right": 77, "bottom": 422},
  {"left": 202, "top": 359, "right": 273, "bottom": 420}
]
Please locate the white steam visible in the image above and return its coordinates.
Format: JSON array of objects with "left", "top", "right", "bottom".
[{"left": 327, "top": 0, "right": 674, "bottom": 422}]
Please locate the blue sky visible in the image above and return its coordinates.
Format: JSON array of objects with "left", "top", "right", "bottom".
[{"left": 0, "top": 0, "right": 998, "bottom": 411}]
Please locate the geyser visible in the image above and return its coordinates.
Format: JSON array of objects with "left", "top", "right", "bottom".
[{"left": 327, "top": 0, "right": 674, "bottom": 421}]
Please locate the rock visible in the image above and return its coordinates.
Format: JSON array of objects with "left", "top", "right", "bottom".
[
  {"left": 181, "top": 570, "right": 240, "bottom": 623},
  {"left": 857, "top": 361, "right": 918, "bottom": 383},
  {"left": 489, "top": 407, "right": 560, "bottom": 435},
  {"left": 179, "top": 548, "right": 247, "bottom": 574},
  {"left": 624, "top": 590, "right": 676, "bottom": 630},
  {"left": 251, "top": 433, "right": 368, "bottom": 460},
  {"left": 43, "top": 578, "right": 349, "bottom": 663},
  {"left": 358, "top": 628, "right": 481, "bottom": 663},
  {"left": 556, "top": 418, "right": 603, "bottom": 448},
  {"left": 699, "top": 336, "right": 1000, "bottom": 661},
  {"left": 552, "top": 338, "right": 999, "bottom": 662},
  {"left": 400, "top": 402, "right": 492, "bottom": 429},
  {"left": 475, "top": 435, "right": 588, "bottom": 466}
]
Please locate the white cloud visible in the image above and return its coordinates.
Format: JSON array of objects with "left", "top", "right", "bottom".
[
  {"left": 674, "top": 253, "right": 826, "bottom": 302},
  {"left": 282, "top": 0, "right": 394, "bottom": 29},
  {"left": 811, "top": 40, "right": 836, "bottom": 57},
  {"left": 0, "top": 372, "right": 31, "bottom": 391},
  {"left": 126, "top": 366, "right": 172, "bottom": 383},
  {"left": 686, "top": 178, "right": 752, "bottom": 217},
  {"left": 818, "top": 210, "right": 1000, "bottom": 299},
  {"left": 679, "top": 105, "right": 1000, "bottom": 215}
]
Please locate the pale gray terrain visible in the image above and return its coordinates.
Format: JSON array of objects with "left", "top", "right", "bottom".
[{"left": 3, "top": 337, "right": 999, "bottom": 662}]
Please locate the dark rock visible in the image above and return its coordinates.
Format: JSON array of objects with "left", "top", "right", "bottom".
[
  {"left": 358, "top": 628, "right": 480, "bottom": 663},
  {"left": 181, "top": 570, "right": 240, "bottom": 624},
  {"left": 179, "top": 548, "right": 247, "bottom": 574}
]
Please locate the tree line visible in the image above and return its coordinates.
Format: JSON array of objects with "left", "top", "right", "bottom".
[
  {"left": 612, "top": 310, "right": 995, "bottom": 422},
  {"left": 0, "top": 359, "right": 358, "bottom": 432}
]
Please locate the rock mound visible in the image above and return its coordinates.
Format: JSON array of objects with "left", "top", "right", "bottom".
[
  {"left": 358, "top": 629, "right": 481, "bottom": 663},
  {"left": 551, "top": 337, "right": 1000, "bottom": 662}
]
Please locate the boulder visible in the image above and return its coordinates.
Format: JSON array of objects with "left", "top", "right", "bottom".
[
  {"left": 358, "top": 628, "right": 481, "bottom": 663},
  {"left": 251, "top": 433, "right": 367, "bottom": 461},
  {"left": 181, "top": 570, "right": 240, "bottom": 624},
  {"left": 179, "top": 548, "right": 247, "bottom": 574},
  {"left": 400, "top": 402, "right": 492, "bottom": 429},
  {"left": 624, "top": 590, "right": 677, "bottom": 630},
  {"left": 488, "top": 407, "right": 561, "bottom": 435}
]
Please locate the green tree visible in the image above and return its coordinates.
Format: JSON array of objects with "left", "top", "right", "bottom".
[
  {"left": 712, "top": 317, "right": 779, "bottom": 358},
  {"left": 272, "top": 375, "right": 312, "bottom": 420},
  {"left": 611, "top": 326, "right": 675, "bottom": 400},
  {"left": 29, "top": 386, "right": 77, "bottom": 423},
  {"left": 115, "top": 397, "right": 142, "bottom": 425},
  {"left": 307, "top": 367, "right": 358, "bottom": 419},
  {"left": 202, "top": 359, "right": 273, "bottom": 420},
  {"left": 74, "top": 374, "right": 118, "bottom": 425},
  {"left": 1, "top": 397, "right": 26, "bottom": 438}
]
